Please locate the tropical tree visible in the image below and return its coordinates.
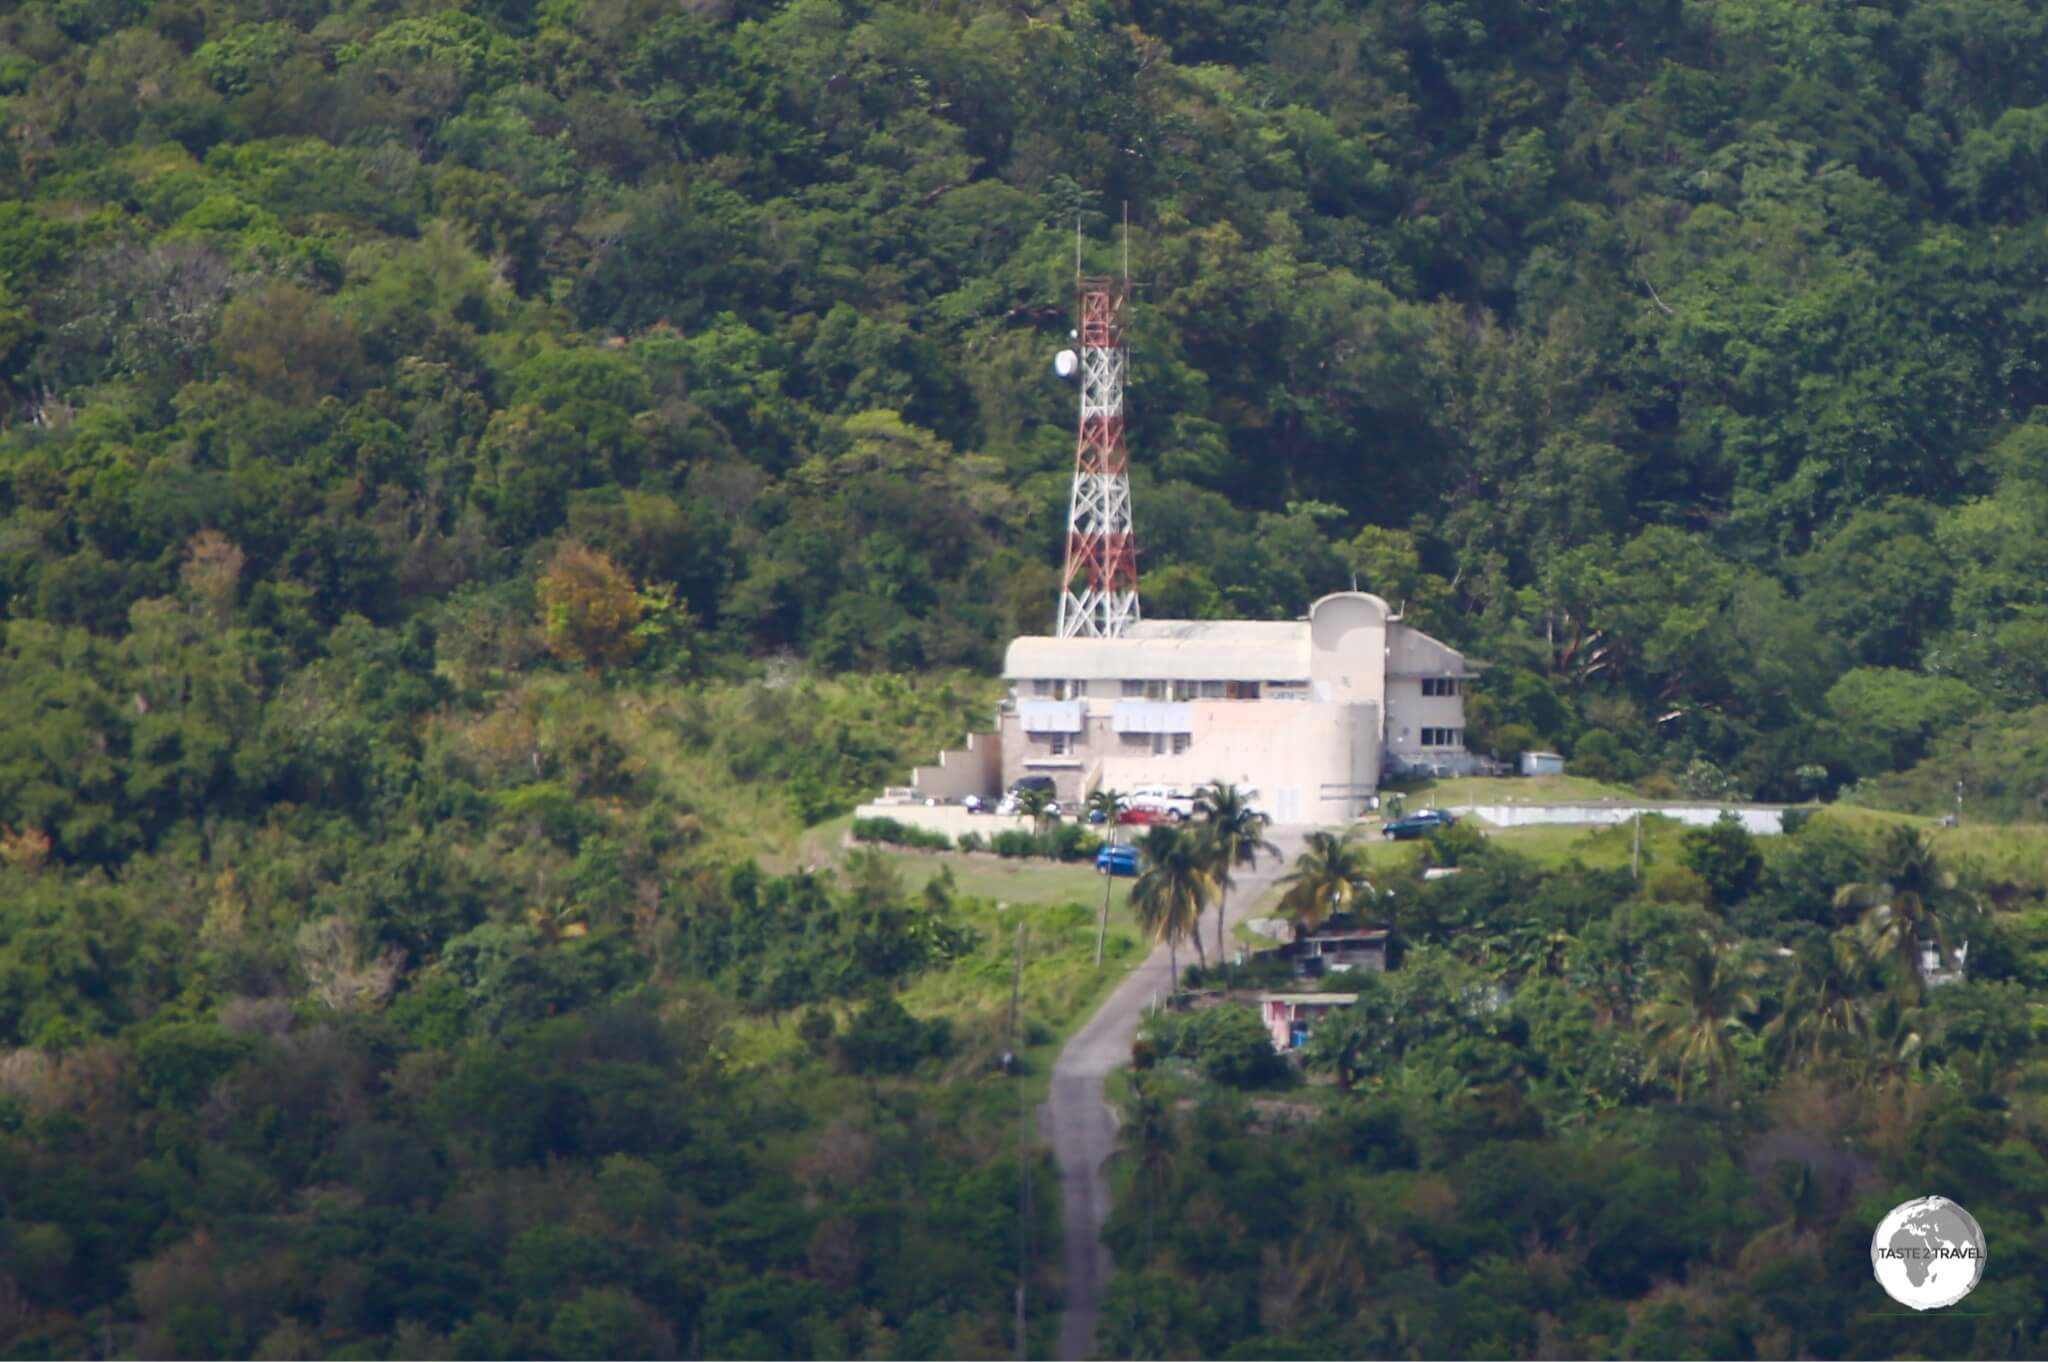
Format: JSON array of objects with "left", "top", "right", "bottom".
[
  {"left": 1088, "top": 787, "right": 1130, "bottom": 968},
  {"left": 1014, "top": 787, "right": 1055, "bottom": 847},
  {"left": 1762, "top": 930, "right": 1879, "bottom": 1070},
  {"left": 1302, "top": 1003, "right": 1378, "bottom": 1092},
  {"left": 1110, "top": 1072, "right": 1179, "bottom": 1260},
  {"left": 1642, "top": 934, "right": 1763, "bottom": 1101},
  {"left": 1857, "top": 992, "right": 1927, "bottom": 1095},
  {"left": 1130, "top": 825, "right": 1216, "bottom": 986},
  {"left": 1833, "top": 826, "right": 1980, "bottom": 997},
  {"left": 1195, "top": 780, "right": 1278, "bottom": 968},
  {"left": 1276, "top": 830, "right": 1375, "bottom": 940}
]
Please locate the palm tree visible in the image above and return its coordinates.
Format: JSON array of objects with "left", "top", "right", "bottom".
[
  {"left": 1087, "top": 788, "right": 1130, "bottom": 968},
  {"left": 1130, "top": 824, "right": 1216, "bottom": 987},
  {"left": 1833, "top": 825, "right": 1980, "bottom": 997},
  {"left": 1276, "top": 830, "right": 1375, "bottom": 940},
  {"left": 1014, "top": 786, "right": 1055, "bottom": 848},
  {"left": 1641, "top": 933, "right": 1763, "bottom": 1101},
  {"left": 1109, "top": 1073, "right": 1179, "bottom": 1261},
  {"left": 1857, "top": 992, "right": 1926, "bottom": 1095},
  {"left": 1195, "top": 780, "right": 1279, "bottom": 970},
  {"left": 1762, "top": 930, "right": 1879, "bottom": 1070}
]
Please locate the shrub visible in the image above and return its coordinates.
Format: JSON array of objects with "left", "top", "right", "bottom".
[
  {"left": 849, "top": 817, "right": 951, "bottom": 851},
  {"left": 1047, "top": 824, "right": 1101, "bottom": 861},
  {"left": 1183, "top": 1005, "right": 1285, "bottom": 1088},
  {"left": 991, "top": 830, "right": 1036, "bottom": 858},
  {"left": 835, "top": 994, "right": 952, "bottom": 1074},
  {"left": 956, "top": 831, "right": 984, "bottom": 853}
]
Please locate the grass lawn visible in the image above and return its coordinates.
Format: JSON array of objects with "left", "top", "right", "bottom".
[
  {"left": 1806, "top": 805, "right": 2048, "bottom": 891},
  {"left": 1391, "top": 772, "right": 1644, "bottom": 805}
]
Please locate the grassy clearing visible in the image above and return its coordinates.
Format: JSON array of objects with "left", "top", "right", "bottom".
[
  {"left": 1391, "top": 773, "right": 1641, "bottom": 804},
  {"left": 1801, "top": 805, "right": 2048, "bottom": 892}
]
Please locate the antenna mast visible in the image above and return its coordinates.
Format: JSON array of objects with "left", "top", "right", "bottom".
[{"left": 1056, "top": 216, "right": 1140, "bottom": 638}]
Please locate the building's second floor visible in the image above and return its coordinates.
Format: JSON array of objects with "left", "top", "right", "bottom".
[{"left": 1001, "top": 591, "right": 1474, "bottom": 744}]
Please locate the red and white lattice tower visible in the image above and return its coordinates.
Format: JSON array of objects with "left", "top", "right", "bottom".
[{"left": 1057, "top": 276, "right": 1140, "bottom": 637}]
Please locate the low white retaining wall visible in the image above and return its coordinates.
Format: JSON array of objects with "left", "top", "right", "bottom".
[
  {"left": 852, "top": 802, "right": 1035, "bottom": 840},
  {"left": 1448, "top": 802, "right": 1796, "bottom": 835}
]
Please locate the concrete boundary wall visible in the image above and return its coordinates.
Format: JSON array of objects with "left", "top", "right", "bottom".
[
  {"left": 853, "top": 803, "right": 1034, "bottom": 841},
  {"left": 1449, "top": 802, "right": 1796, "bottom": 835}
]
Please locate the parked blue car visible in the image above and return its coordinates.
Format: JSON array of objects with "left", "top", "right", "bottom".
[{"left": 1096, "top": 844, "right": 1140, "bottom": 876}]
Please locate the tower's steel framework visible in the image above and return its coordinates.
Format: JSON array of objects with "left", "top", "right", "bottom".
[{"left": 1056, "top": 278, "right": 1140, "bottom": 638}]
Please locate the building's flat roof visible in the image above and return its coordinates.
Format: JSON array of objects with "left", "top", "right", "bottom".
[
  {"left": 1004, "top": 600, "right": 1468, "bottom": 681},
  {"left": 1259, "top": 993, "right": 1360, "bottom": 1005},
  {"left": 1005, "top": 627, "right": 1311, "bottom": 681},
  {"left": 1306, "top": 930, "right": 1389, "bottom": 943}
]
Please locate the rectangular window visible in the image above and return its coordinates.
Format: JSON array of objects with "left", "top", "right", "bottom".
[
  {"left": 1032, "top": 678, "right": 1057, "bottom": 698},
  {"left": 1421, "top": 727, "right": 1443, "bottom": 747},
  {"left": 1151, "top": 733, "right": 1167, "bottom": 755},
  {"left": 1049, "top": 734, "right": 1068, "bottom": 756},
  {"left": 1226, "top": 681, "right": 1262, "bottom": 700},
  {"left": 1144, "top": 680, "right": 1167, "bottom": 700},
  {"left": 1171, "top": 679, "right": 1198, "bottom": 701},
  {"left": 1172, "top": 733, "right": 1192, "bottom": 755},
  {"left": 1421, "top": 677, "right": 1462, "bottom": 697},
  {"left": 1122, "top": 679, "right": 1146, "bottom": 698},
  {"left": 1069, "top": 679, "right": 1089, "bottom": 699},
  {"left": 1200, "top": 680, "right": 1227, "bottom": 699}
]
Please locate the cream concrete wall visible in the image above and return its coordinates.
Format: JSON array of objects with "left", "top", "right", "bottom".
[
  {"left": 908, "top": 730, "right": 1003, "bottom": 801},
  {"left": 1094, "top": 699, "right": 1382, "bottom": 821},
  {"left": 1387, "top": 623, "right": 1468, "bottom": 676},
  {"left": 1383, "top": 677, "right": 1466, "bottom": 756},
  {"left": 1452, "top": 803, "right": 1791, "bottom": 834},
  {"left": 853, "top": 803, "right": 1035, "bottom": 840},
  {"left": 1307, "top": 592, "right": 1389, "bottom": 708}
]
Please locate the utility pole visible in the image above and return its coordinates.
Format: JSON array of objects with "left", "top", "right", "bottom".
[
  {"left": 1955, "top": 780, "right": 1965, "bottom": 828},
  {"left": 1095, "top": 869, "right": 1113, "bottom": 969},
  {"left": 1010, "top": 922, "right": 1028, "bottom": 1361}
]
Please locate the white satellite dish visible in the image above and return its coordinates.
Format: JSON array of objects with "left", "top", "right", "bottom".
[{"left": 1053, "top": 349, "right": 1078, "bottom": 379}]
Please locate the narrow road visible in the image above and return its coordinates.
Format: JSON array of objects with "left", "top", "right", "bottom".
[{"left": 1041, "top": 828, "right": 1303, "bottom": 1361}]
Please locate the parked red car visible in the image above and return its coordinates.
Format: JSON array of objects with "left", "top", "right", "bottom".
[{"left": 1117, "top": 806, "right": 1170, "bottom": 826}]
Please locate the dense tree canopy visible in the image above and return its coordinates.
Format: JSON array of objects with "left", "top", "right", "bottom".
[{"left": 5, "top": 0, "right": 2048, "bottom": 1355}]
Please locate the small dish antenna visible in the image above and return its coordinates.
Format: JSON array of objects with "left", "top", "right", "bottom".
[{"left": 1053, "top": 349, "right": 1078, "bottom": 379}]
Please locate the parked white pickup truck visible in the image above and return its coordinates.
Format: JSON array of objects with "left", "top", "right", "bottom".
[{"left": 1128, "top": 786, "right": 1196, "bottom": 821}]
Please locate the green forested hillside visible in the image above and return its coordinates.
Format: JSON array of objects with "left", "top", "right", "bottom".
[
  {"left": 5, "top": 0, "right": 2048, "bottom": 1358},
  {"left": 2, "top": 0, "right": 2048, "bottom": 800}
]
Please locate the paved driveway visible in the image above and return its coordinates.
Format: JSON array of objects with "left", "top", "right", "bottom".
[{"left": 1041, "top": 828, "right": 1303, "bottom": 1361}]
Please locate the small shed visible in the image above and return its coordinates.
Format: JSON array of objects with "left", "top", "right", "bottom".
[
  {"left": 1520, "top": 750, "right": 1566, "bottom": 777},
  {"left": 1259, "top": 993, "right": 1358, "bottom": 1051},
  {"left": 1292, "top": 929, "right": 1389, "bottom": 979}
]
